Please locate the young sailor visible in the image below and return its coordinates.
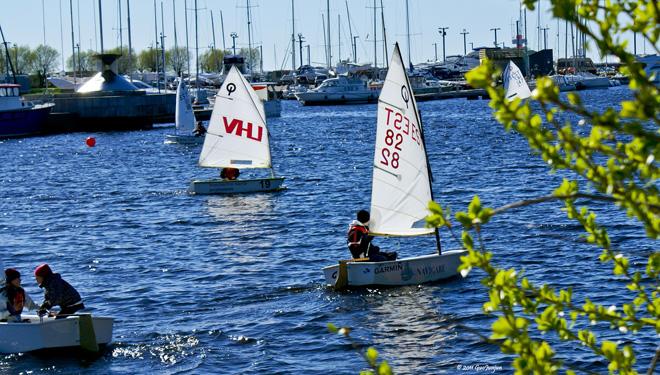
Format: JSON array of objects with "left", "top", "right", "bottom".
[
  {"left": 347, "top": 210, "right": 397, "bottom": 262},
  {"left": 34, "top": 264, "right": 85, "bottom": 318},
  {"left": 0, "top": 268, "right": 39, "bottom": 322}
]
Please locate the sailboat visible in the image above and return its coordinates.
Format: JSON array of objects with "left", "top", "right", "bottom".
[
  {"left": 189, "top": 65, "right": 285, "bottom": 195},
  {"left": 164, "top": 79, "right": 203, "bottom": 145},
  {"left": 503, "top": 61, "right": 532, "bottom": 101},
  {"left": 322, "top": 43, "right": 466, "bottom": 289}
]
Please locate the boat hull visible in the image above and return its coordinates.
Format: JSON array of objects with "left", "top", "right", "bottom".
[
  {"left": 189, "top": 177, "right": 285, "bottom": 195},
  {"left": 0, "top": 104, "right": 54, "bottom": 138},
  {"left": 164, "top": 134, "right": 205, "bottom": 145},
  {"left": 323, "top": 250, "right": 467, "bottom": 287},
  {"left": 0, "top": 314, "right": 114, "bottom": 354}
]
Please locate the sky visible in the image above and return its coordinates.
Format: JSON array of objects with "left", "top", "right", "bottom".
[{"left": 0, "top": 0, "right": 648, "bottom": 72}]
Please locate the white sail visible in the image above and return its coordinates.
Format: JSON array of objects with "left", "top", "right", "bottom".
[
  {"left": 175, "top": 79, "right": 196, "bottom": 134},
  {"left": 503, "top": 61, "right": 531, "bottom": 100},
  {"left": 369, "top": 43, "right": 435, "bottom": 237},
  {"left": 198, "top": 65, "right": 271, "bottom": 169}
]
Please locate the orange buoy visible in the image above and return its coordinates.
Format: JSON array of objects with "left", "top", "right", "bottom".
[{"left": 86, "top": 137, "right": 96, "bottom": 147}]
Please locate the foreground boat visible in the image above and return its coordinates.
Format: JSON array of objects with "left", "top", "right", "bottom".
[
  {"left": 0, "top": 84, "right": 54, "bottom": 138},
  {"left": 0, "top": 314, "right": 113, "bottom": 354},
  {"left": 322, "top": 43, "right": 466, "bottom": 290},
  {"left": 190, "top": 65, "right": 285, "bottom": 195}
]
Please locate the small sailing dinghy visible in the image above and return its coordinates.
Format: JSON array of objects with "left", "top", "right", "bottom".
[
  {"left": 503, "top": 60, "right": 532, "bottom": 101},
  {"left": 165, "top": 79, "right": 204, "bottom": 145},
  {"left": 323, "top": 43, "right": 466, "bottom": 289},
  {"left": 189, "top": 66, "right": 285, "bottom": 195},
  {"left": 0, "top": 314, "right": 114, "bottom": 353}
]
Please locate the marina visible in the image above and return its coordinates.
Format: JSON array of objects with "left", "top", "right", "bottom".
[{"left": 0, "top": 0, "right": 657, "bottom": 373}]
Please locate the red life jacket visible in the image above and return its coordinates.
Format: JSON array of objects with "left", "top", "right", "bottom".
[
  {"left": 347, "top": 224, "right": 369, "bottom": 257},
  {"left": 3, "top": 286, "right": 25, "bottom": 316}
]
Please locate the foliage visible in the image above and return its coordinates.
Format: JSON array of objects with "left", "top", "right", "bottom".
[
  {"left": 31, "top": 44, "right": 59, "bottom": 86},
  {"left": 327, "top": 323, "right": 393, "bottom": 375},
  {"left": 239, "top": 47, "right": 262, "bottom": 73},
  {"left": 427, "top": 0, "right": 658, "bottom": 374},
  {"left": 199, "top": 48, "right": 224, "bottom": 73},
  {"left": 167, "top": 47, "right": 188, "bottom": 77},
  {"left": 67, "top": 49, "right": 99, "bottom": 73},
  {"left": 9, "top": 45, "right": 34, "bottom": 75},
  {"left": 103, "top": 47, "right": 135, "bottom": 74},
  {"left": 137, "top": 48, "right": 159, "bottom": 72}
]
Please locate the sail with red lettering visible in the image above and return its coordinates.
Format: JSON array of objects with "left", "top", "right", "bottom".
[
  {"left": 369, "top": 43, "right": 435, "bottom": 236},
  {"left": 503, "top": 61, "right": 531, "bottom": 101},
  {"left": 199, "top": 65, "right": 271, "bottom": 169}
]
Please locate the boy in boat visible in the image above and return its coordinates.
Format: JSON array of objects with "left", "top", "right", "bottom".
[
  {"left": 347, "top": 210, "right": 397, "bottom": 262},
  {"left": 220, "top": 167, "right": 240, "bottom": 180},
  {"left": 34, "top": 264, "right": 85, "bottom": 318},
  {"left": 193, "top": 121, "right": 207, "bottom": 136},
  {"left": 0, "top": 268, "right": 39, "bottom": 322}
]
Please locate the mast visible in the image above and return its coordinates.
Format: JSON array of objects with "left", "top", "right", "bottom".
[
  {"left": 210, "top": 10, "right": 218, "bottom": 72},
  {"left": 419, "top": 108, "right": 442, "bottom": 254},
  {"left": 322, "top": 14, "right": 327, "bottom": 67},
  {"left": 99, "top": 0, "right": 105, "bottom": 53},
  {"left": 291, "top": 0, "right": 296, "bottom": 70},
  {"left": 373, "top": 0, "right": 377, "bottom": 69},
  {"left": 59, "top": 0, "right": 65, "bottom": 71},
  {"left": 246, "top": 0, "right": 253, "bottom": 75},
  {"left": 194, "top": 0, "right": 199, "bottom": 97},
  {"left": 118, "top": 0, "right": 123, "bottom": 53},
  {"left": 153, "top": 0, "right": 159, "bottom": 92},
  {"left": 380, "top": 0, "right": 388, "bottom": 68},
  {"left": 42, "top": 0, "right": 47, "bottom": 45},
  {"left": 172, "top": 0, "right": 178, "bottom": 50},
  {"left": 220, "top": 11, "right": 226, "bottom": 52},
  {"left": 345, "top": 0, "right": 354, "bottom": 62},
  {"left": 184, "top": 0, "right": 190, "bottom": 78},
  {"left": 0, "top": 25, "right": 17, "bottom": 84},
  {"left": 127, "top": 0, "right": 133, "bottom": 81},
  {"left": 160, "top": 1, "right": 166, "bottom": 82},
  {"left": 327, "top": 0, "right": 331, "bottom": 69},
  {"left": 69, "top": 0, "right": 76, "bottom": 84},
  {"left": 405, "top": 0, "right": 412, "bottom": 71},
  {"left": 338, "top": 14, "right": 340, "bottom": 63}
]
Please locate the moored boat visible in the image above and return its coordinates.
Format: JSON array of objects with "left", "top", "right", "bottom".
[
  {"left": 294, "top": 75, "right": 380, "bottom": 106},
  {"left": 0, "top": 314, "right": 113, "bottom": 354},
  {"left": 0, "top": 84, "right": 54, "bottom": 138}
]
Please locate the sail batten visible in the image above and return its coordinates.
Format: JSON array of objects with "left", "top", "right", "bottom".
[
  {"left": 369, "top": 43, "right": 435, "bottom": 237},
  {"left": 198, "top": 65, "right": 271, "bottom": 169}
]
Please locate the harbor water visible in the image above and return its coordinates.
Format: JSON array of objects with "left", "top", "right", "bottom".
[{"left": 1, "top": 86, "right": 655, "bottom": 373}]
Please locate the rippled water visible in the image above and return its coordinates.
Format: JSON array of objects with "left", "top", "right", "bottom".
[{"left": 1, "top": 86, "right": 655, "bottom": 374}]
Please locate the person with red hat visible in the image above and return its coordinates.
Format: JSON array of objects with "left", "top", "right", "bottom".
[
  {"left": 1, "top": 268, "right": 39, "bottom": 322},
  {"left": 34, "top": 264, "right": 84, "bottom": 318}
]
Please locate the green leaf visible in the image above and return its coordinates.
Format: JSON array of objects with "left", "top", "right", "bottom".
[{"left": 365, "top": 347, "right": 378, "bottom": 367}]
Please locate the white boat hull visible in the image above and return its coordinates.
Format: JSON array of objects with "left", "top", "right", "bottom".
[
  {"left": 189, "top": 177, "right": 285, "bottom": 195},
  {"left": 295, "top": 91, "right": 379, "bottom": 106},
  {"left": 164, "top": 134, "right": 205, "bottom": 145},
  {"left": 0, "top": 314, "right": 114, "bottom": 354},
  {"left": 323, "top": 250, "right": 467, "bottom": 287}
]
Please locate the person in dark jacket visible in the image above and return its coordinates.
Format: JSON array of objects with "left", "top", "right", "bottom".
[
  {"left": 0, "top": 268, "right": 38, "bottom": 322},
  {"left": 34, "top": 264, "right": 84, "bottom": 318},
  {"left": 347, "top": 210, "right": 397, "bottom": 262}
]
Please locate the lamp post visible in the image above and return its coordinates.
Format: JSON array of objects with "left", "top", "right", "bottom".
[
  {"left": 230, "top": 32, "right": 238, "bottom": 55},
  {"left": 490, "top": 27, "right": 501, "bottom": 47},
  {"left": 433, "top": 43, "right": 438, "bottom": 61},
  {"left": 297, "top": 33, "right": 304, "bottom": 69},
  {"left": 352, "top": 35, "right": 359, "bottom": 63},
  {"left": 438, "top": 27, "right": 448, "bottom": 62},
  {"left": 460, "top": 29, "right": 469, "bottom": 56}
]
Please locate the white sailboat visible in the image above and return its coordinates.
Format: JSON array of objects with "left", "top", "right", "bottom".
[
  {"left": 165, "top": 79, "right": 204, "bottom": 145},
  {"left": 503, "top": 60, "right": 532, "bottom": 101},
  {"left": 189, "top": 65, "right": 285, "bottom": 195},
  {"left": 322, "top": 43, "right": 466, "bottom": 289}
]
